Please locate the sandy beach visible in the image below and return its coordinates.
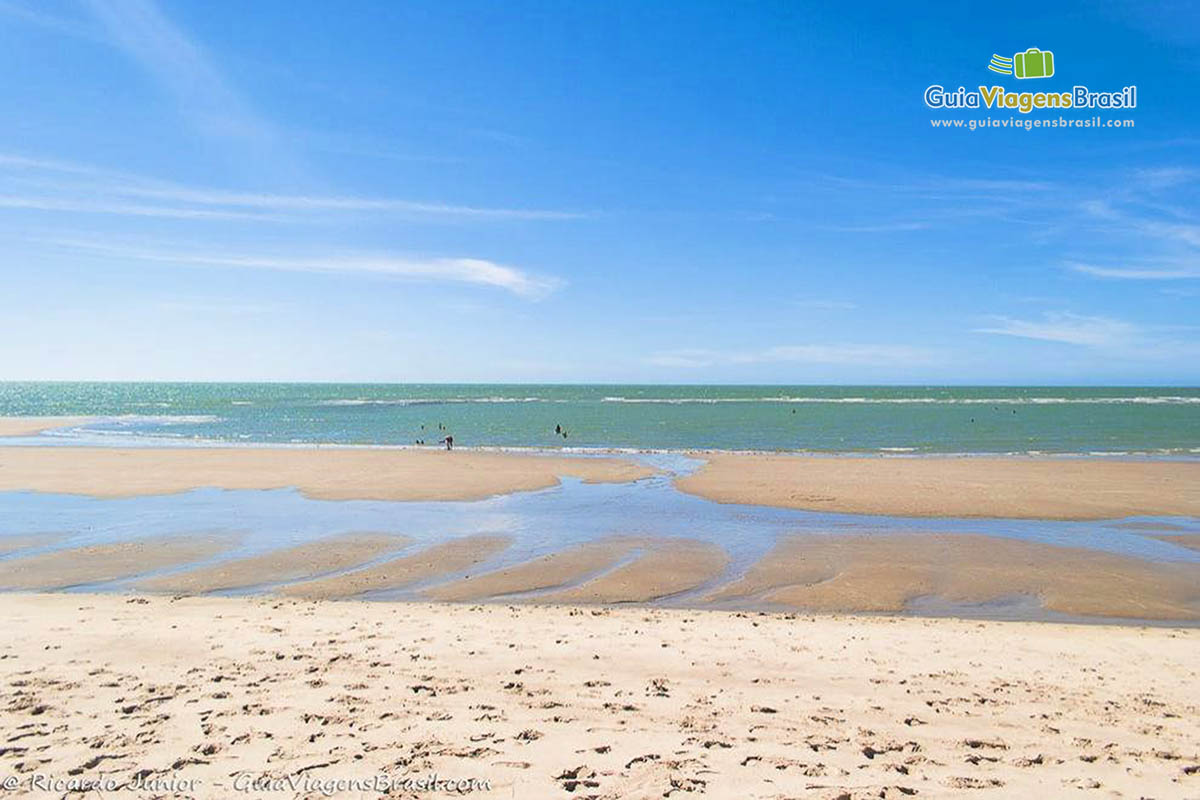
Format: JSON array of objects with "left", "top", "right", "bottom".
[
  {"left": 0, "top": 443, "right": 1198, "bottom": 619},
  {"left": 0, "top": 528, "right": 1194, "bottom": 619},
  {"left": 1, "top": 430, "right": 1197, "bottom": 800},
  {"left": 707, "top": 533, "right": 1200, "bottom": 619},
  {"left": 0, "top": 446, "right": 656, "bottom": 501},
  {"left": 0, "top": 416, "right": 93, "bottom": 437},
  {"left": 675, "top": 453, "right": 1200, "bottom": 519},
  {"left": 428, "top": 536, "right": 732, "bottom": 605},
  {"left": 0, "top": 593, "right": 1195, "bottom": 799},
  {"left": 2, "top": 444, "right": 1199, "bottom": 519},
  {"left": 135, "top": 533, "right": 411, "bottom": 595},
  {"left": 0, "top": 536, "right": 234, "bottom": 591},
  {"left": 279, "top": 535, "right": 512, "bottom": 600},
  {"left": 10, "top": 0, "right": 1200, "bottom": 793}
]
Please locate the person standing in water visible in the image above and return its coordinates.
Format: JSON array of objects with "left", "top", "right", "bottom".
[{"left": 442, "top": 434, "right": 453, "bottom": 450}]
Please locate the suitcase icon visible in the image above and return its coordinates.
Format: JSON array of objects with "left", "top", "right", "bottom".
[{"left": 1013, "top": 48, "right": 1054, "bottom": 79}]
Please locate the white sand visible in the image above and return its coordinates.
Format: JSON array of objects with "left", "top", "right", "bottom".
[{"left": 0, "top": 593, "right": 1195, "bottom": 799}]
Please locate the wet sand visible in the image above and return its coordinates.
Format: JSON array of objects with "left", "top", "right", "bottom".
[
  {"left": 0, "top": 593, "right": 1196, "bottom": 799},
  {"left": 0, "top": 533, "right": 61, "bottom": 557},
  {"left": 4, "top": 444, "right": 1197, "bottom": 520},
  {"left": 537, "top": 538, "right": 730, "bottom": 604},
  {"left": 1, "top": 531, "right": 1195, "bottom": 620},
  {"left": 677, "top": 454, "right": 1200, "bottom": 519},
  {"left": 279, "top": 535, "right": 511, "bottom": 600},
  {"left": 711, "top": 533, "right": 1200, "bottom": 620},
  {"left": 136, "top": 532, "right": 410, "bottom": 594},
  {"left": 1154, "top": 534, "right": 1200, "bottom": 553},
  {"left": 0, "top": 416, "right": 93, "bottom": 437},
  {"left": 428, "top": 537, "right": 730, "bottom": 604},
  {"left": 1114, "top": 521, "right": 1193, "bottom": 532},
  {"left": 0, "top": 535, "right": 233, "bottom": 590},
  {"left": 426, "top": 538, "right": 644, "bottom": 602},
  {"left": 0, "top": 446, "right": 657, "bottom": 501}
]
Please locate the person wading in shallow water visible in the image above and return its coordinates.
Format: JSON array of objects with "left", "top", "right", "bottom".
[{"left": 442, "top": 434, "right": 454, "bottom": 450}]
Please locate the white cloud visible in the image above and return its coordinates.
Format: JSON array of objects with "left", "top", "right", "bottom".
[
  {"left": 644, "top": 349, "right": 719, "bottom": 368},
  {"left": 1079, "top": 196, "right": 1200, "bottom": 249},
  {"left": 0, "top": 1, "right": 105, "bottom": 42},
  {"left": 155, "top": 299, "right": 290, "bottom": 314},
  {"left": 1068, "top": 261, "right": 1200, "bottom": 280},
  {"left": 106, "top": 184, "right": 585, "bottom": 220},
  {"left": 1132, "top": 167, "right": 1200, "bottom": 190},
  {"left": 795, "top": 299, "right": 858, "bottom": 310},
  {"left": 974, "top": 312, "right": 1138, "bottom": 347},
  {"left": 1080, "top": 199, "right": 1118, "bottom": 219},
  {"left": 823, "top": 222, "right": 928, "bottom": 233},
  {"left": 0, "top": 152, "right": 585, "bottom": 221},
  {"left": 81, "top": 0, "right": 274, "bottom": 144},
  {"left": 52, "top": 239, "right": 564, "bottom": 299},
  {"left": 0, "top": 194, "right": 280, "bottom": 221},
  {"left": 1142, "top": 220, "right": 1200, "bottom": 248},
  {"left": 817, "top": 173, "right": 1055, "bottom": 195},
  {"left": 647, "top": 343, "right": 936, "bottom": 368}
]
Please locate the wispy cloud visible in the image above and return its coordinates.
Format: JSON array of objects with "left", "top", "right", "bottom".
[
  {"left": 974, "top": 312, "right": 1138, "bottom": 347},
  {"left": 0, "top": 152, "right": 586, "bottom": 221},
  {"left": 1142, "top": 220, "right": 1200, "bottom": 248},
  {"left": 0, "top": 1, "right": 106, "bottom": 42},
  {"left": 646, "top": 343, "right": 937, "bottom": 368},
  {"left": 155, "top": 299, "right": 290, "bottom": 315},
  {"left": 1131, "top": 166, "right": 1200, "bottom": 190},
  {"left": 1068, "top": 260, "right": 1200, "bottom": 280},
  {"left": 822, "top": 222, "right": 929, "bottom": 233},
  {"left": 51, "top": 238, "right": 563, "bottom": 299},
  {"left": 0, "top": 194, "right": 281, "bottom": 221},
  {"left": 794, "top": 299, "right": 858, "bottom": 310},
  {"left": 1077, "top": 206, "right": 1200, "bottom": 251},
  {"left": 806, "top": 170, "right": 1063, "bottom": 234},
  {"left": 1069, "top": 170, "right": 1200, "bottom": 283},
  {"left": 816, "top": 173, "right": 1055, "bottom": 196},
  {"left": 80, "top": 0, "right": 274, "bottom": 144},
  {"left": 974, "top": 311, "right": 1200, "bottom": 363}
]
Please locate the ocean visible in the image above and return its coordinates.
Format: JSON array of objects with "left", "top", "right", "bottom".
[{"left": 3, "top": 383, "right": 1198, "bottom": 455}]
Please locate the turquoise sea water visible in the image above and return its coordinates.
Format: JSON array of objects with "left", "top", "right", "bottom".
[{"left": 2, "top": 383, "right": 1199, "bottom": 455}]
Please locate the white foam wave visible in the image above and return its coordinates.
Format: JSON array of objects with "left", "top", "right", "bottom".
[
  {"left": 108, "top": 414, "right": 223, "bottom": 425},
  {"left": 318, "top": 397, "right": 561, "bottom": 407},
  {"left": 600, "top": 396, "right": 1200, "bottom": 405},
  {"left": 38, "top": 415, "right": 223, "bottom": 436}
]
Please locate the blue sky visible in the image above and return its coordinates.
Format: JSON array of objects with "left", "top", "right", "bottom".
[{"left": 0, "top": 0, "right": 1197, "bottom": 383}]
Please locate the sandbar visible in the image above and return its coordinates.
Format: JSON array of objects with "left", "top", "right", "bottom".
[
  {"left": 537, "top": 537, "right": 730, "bottom": 604},
  {"left": 280, "top": 535, "right": 511, "bottom": 599},
  {"left": 676, "top": 454, "right": 1200, "bottom": 519},
  {"left": 1154, "top": 534, "right": 1200, "bottom": 553},
  {"left": 0, "top": 533, "right": 62, "bottom": 556},
  {"left": 0, "top": 535, "right": 233, "bottom": 590},
  {"left": 0, "top": 416, "right": 93, "bottom": 437},
  {"left": 426, "top": 538, "right": 644, "bottom": 602},
  {"left": 0, "top": 446, "right": 657, "bottom": 500},
  {"left": 135, "top": 532, "right": 410, "bottom": 594},
  {"left": 711, "top": 533, "right": 1200, "bottom": 620}
]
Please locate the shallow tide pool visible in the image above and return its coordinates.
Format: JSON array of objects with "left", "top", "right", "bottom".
[{"left": 1, "top": 453, "right": 1197, "bottom": 608}]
